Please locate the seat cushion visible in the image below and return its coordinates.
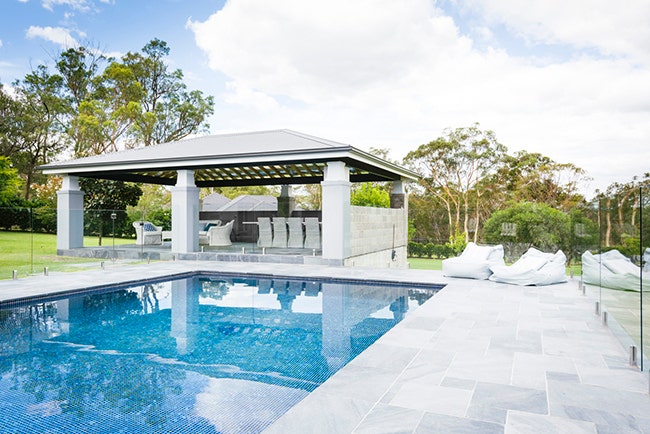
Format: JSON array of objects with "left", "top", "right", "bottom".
[{"left": 142, "top": 223, "right": 157, "bottom": 232}]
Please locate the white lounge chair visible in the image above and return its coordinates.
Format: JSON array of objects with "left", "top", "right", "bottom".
[
  {"left": 287, "top": 217, "right": 304, "bottom": 248},
  {"left": 208, "top": 219, "right": 234, "bottom": 246},
  {"left": 133, "top": 221, "right": 163, "bottom": 245},
  {"left": 582, "top": 249, "right": 649, "bottom": 291},
  {"left": 489, "top": 247, "right": 567, "bottom": 286},
  {"left": 272, "top": 217, "right": 288, "bottom": 248},
  {"left": 442, "top": 242, "right": 505, "bottom": 280},
  {"left": 257, "top": 217, "right": 273, "bottom": 247},
  {"left": 303, "top": 218, "right": 321, "bottom": 249}
]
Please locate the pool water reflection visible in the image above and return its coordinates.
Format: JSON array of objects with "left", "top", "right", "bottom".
[{"left": 0, "top": 275, "right": 439, "bottom": 433}]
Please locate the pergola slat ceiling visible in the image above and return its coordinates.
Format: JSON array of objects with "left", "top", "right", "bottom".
[
  {"left": 126, "top": 162, "right": 338, "bottom": 186},
  {"left": 39, "top": 130, "right": 419, "bottom": 187}
]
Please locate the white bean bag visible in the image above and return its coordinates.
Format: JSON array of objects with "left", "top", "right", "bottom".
[
  {"left": 442, "top": 242, "right": 505, "bottom": 280},
  {"left": 489, "top": 247, "right": 567, "bottom": 286},
  {"left": 582, "top": 249, "right": 649, "bottom": 291}
]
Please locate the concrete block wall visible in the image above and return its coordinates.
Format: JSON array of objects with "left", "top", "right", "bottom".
[{"left": 346, "top": 206, "right": 408, "bottom": 268}]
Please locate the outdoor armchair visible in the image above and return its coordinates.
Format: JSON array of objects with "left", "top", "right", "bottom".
[
  {"left": 133, "top": 221, "right": 163, "bottom": 246},
  {"left": 208, "top": 219, "right": 235, "bottom": 246}
]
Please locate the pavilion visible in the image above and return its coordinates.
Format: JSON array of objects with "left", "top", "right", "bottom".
[{"left": 39, "top": 130, "right": 418, "bottom": 267}]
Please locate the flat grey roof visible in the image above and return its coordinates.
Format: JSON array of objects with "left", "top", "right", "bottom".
[{"left": 39, "top": 129, "right": 418, "bottom": 187}]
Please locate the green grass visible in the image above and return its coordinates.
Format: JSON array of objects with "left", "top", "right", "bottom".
[
  {"left": 407, "top": 256, "right": 583, "bottom": 276},
  {"left": 407, "top": 257, "right": 442, "bottom": 270},
  {"left": 0, "top": 231, "right": 135, "bottom": 279}
]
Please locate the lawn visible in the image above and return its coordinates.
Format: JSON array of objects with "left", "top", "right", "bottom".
[
  {"left": 407, "top": 257, "right": 442, "bottom": 270},
  {"left": 407, "top": 255, "right": 582, "bottom": 275},
  {"left": 0, "top": 231, "right": 135, "bottom": 279}
]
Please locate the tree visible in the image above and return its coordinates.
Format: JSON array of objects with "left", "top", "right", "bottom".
[
  {"left": 495, "top": 150, "right": 588, "bottom": 212},
  {"left": 404, "top": 124, "right": 507, "bottom": 242},
  {"left": 0, "top": 156, "right": 22, "bottom": 205},
  {"left": 80, "top": 178, "right": 143, "bottom": 244},
  {"left": 70, "top": 62, "right": 144, "bottom": 156},
  {"left": 408, "top": 192, "right": 447, "bottom": 242},
  {"left": 51, "top": 39, "right": 214, "bottom": 156},
  {"left": 121, "top": 39, "right": 214, "bottom": 146},
  {"left": 351, "top": 183, "right": 390, "bottom": 207},
  {"left": 295, "top": 184, "right": 321, "bottom": 210},
  {"left": 483, "top": 202, "right": 571, "bottom": 253},
  {"left": 0, "top": 73, "right": 66, "bottom": 200},
  {"left": 595, "top": 173, "right": 650, "bottom": 249},
  {"left": 208, "top": 185, "right": 278, "bottom": 199}
]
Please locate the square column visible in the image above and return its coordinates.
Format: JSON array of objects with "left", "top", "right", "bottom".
[
  {"left": 278, "top": 185, "right": 296, "bottom": 217},
  {"left": 390, "top": 179, "right": 406, "bottom": 209},
  {"left": 171, "top": 170, "right": 200, "bottom": 253},
  {"left": 56, "top": 175, "right": 84, "bottom": 250},
  {"left": 321, "top": 161, "right": 351, "bottom": 261}
]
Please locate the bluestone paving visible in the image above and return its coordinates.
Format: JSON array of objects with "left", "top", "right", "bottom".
[{"left": 0, "top": 260, "right": 648, "bottom": 433}]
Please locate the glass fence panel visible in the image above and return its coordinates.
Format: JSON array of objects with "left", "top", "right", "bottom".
[
  {"left": 0, "top": 207, "right": 185, "bottom": 280},
  {"left": 641, "top": 187, "right": 649, "bottom": 370},
  {"left": 0, "top": 207, "right": 107, "bottom": 279},
  {"left": 589, "top": 189, "right": 647, "bottom": 370}
]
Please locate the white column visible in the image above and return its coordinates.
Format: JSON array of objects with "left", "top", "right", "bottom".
[
  {"left": 56, "top": 175, "right": 84, "bottom": 250},
  {"left": 321, "top": 161, "right": 351, "bottom": 261},
  {"left": 171, "top": 170, "right": 200, "bottom": 253}
]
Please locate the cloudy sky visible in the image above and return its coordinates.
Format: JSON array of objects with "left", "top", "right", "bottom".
[{"left": 1, "top": 0, "right": 649, "bottom": 197}]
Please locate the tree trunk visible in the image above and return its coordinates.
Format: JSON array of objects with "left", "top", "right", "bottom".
[{"left": 605, "top": 198, "right": 612, "bottom": 247}]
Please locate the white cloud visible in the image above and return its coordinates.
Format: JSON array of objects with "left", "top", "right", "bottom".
[
  {"left": 26, "top": 25, "right": 78, "bottom": 48},
  {"left": 462, "top": 0, "right": 650, "bottom": 64},
  {"left": 41, "top": 0, "right": 92, "bottom": 12},
  {"left": 189, "top": 0, "right": 650, "bottom": 196},
  {"left": 223, "top": 81, "right": 280, "bottom": 111},
  {"left": 0, "top": 40, "right": 3, "bottom": 48}
]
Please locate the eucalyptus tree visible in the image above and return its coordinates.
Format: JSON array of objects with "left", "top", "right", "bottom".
[
  {"left": 34, "top": 40, "right": 214, "bottom": 242},
  {"left": 70, "top": 61, "right": 145, "bottom": 156},
  {"left": 121, "top": 38, "right": 214, "bottom": 146},
  {"left": 596, "top": 174, "right": 650, "bottom": 248},
  {"left": 495, "top": 150, "right": 588, "bottom": 212},
  {"left": 53, "top": 39, "right": 214, "bottom": 156},
  {"left": 404, "top": 124, "right": 507, "bottom": 242}
]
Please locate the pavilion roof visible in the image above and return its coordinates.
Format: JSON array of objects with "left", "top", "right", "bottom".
[{"left": 39, "top": 129, "right": 418, "bottom": 187}]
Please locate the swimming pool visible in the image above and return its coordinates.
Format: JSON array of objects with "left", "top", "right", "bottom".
[{"left": 0, "top": 274, "right": 439, "bottom": 433}]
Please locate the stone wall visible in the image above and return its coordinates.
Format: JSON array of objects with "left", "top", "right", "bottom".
[{"left": 345, "top": 206, "right": 408, "bottom": 268}]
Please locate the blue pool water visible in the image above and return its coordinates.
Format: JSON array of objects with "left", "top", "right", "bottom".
[{"left": 0, "top": 274, "right": 439, "bottom": 433}]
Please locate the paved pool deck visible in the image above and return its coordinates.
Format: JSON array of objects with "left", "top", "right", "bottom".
[{"left": 0, "top": 261, "right": 648, "bottom": 433}]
